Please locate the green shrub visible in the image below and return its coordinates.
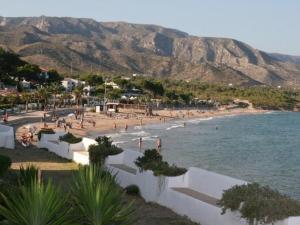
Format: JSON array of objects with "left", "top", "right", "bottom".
[
  {"left": 59, "top": 132, "right": 82, "bottom": 144},
  {"left": 89, "top": 141, "right": 123, "bottom": 166},
  {"left": 219, "top": 183, "right": 300, "bottom": 225},
  {"left": 0, "top": 104, "right": 11, "bottom": 109},
  {"left": 135, "top": 149, "right": 187, "bottom": 177},
  {"left": 237, "top": 102, "right": 249, "bottom": 108},
  {"left": 0, "top": 155, "right": 11, "bottom": 176},
  {"left": 125, "top": 185, "right": 140, "bottom": 195},
  {"left": 37, "top": 128, "right": 55, "bottom": 140},
  {"left": 95, "top": 136, "right": 113, "bottom": 147}
]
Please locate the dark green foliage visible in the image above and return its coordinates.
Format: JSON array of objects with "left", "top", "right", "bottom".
[
  {"left": 80, "top": 74, "right": 104, "bottom": 86},
  {"left": 37, "top": 128, "right": 55, "bottom": 140},
  {"left": 125, "top": 185, "right": 140, "bottom": 195},
  {"left": 59, "top": 132, "right": 82, "bottom": 144},
  {"left": 135, "top": 149, "right": 187, "bottom": 177},
  {"left": 89, "top": 136, "right": 123, "bottom": 165},
  {"left": 0, "top": 155, "right": 11, "bottom": 177},
  {"left": 237, "top": 102, "right": 249, "bottom": 108},
  {"left": 95, "top": 136, "right": 113, "bottom": 147},
  {"left": 219, "top": 183, "right": 300, "bottom": 225},
  {"left": 71, "top": 165, "right": 134, "bottom": 225},
  {"left": 0, "top": 180, "right": 74, "bottom": 225},
  {"left": 18, "top": 165, "right": 39, "bottom": 187}
]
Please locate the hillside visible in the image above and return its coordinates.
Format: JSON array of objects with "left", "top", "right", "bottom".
[{"left": 1, "top": 16, "right": 300, "bottom": 87}]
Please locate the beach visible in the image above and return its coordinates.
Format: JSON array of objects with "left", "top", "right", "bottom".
[{"left": 12, "top": 107, "right": 266, "bottom": 142}]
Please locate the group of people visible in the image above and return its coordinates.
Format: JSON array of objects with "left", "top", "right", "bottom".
[{"left": 20, "top": 126, "right": 37, "bottom": 147}]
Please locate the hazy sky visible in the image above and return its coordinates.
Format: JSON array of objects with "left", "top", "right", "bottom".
[{"left": 1, "top": 0, "right": 300, "bottom": 55}]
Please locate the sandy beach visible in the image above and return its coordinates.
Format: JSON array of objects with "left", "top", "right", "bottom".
[{"left": 9, "top": 106, "right": 267, "bottom": 143}]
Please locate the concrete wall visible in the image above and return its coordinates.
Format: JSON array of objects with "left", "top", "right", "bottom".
[
  {"left": 0, "top": 124, "right": 14, "bottom": 149},
  {"left": 38, "top": 135, "right": 300, "bottom": 225},
  {"left": 106, "top": 150, "right": 300, "bottom": 225},
  {"left": 38, "top": 133, "right": 96, "bottom": 165}
]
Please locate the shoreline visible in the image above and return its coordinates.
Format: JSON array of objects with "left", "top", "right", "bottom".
[{"left": 13, "top": 107, "right": 269, "bottom": 141}]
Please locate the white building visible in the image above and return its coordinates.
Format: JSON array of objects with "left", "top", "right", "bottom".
[
  {"left": 62, "top": 78, "right": 85, "bottom": 92},
  {"left": 105, "top": 81, "right": 120, "bottom": 89}
]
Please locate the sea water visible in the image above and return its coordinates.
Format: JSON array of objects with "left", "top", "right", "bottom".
[{"left": 100, "top": 112, "right": 300, "bottom": 200}]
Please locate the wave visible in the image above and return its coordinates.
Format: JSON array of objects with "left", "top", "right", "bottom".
[
  {"left": 132, "top": 135, "right": 158, "bottom": 142},
  {"left": 187, "top": 117, "right": 213, "bottom": 124},
  {"left": 127, "top": 130, "right": 150, "bottom": 136},
  {"left": 112, "top": 141, "right": 127, "bottom": 145},
  {"left": 166, "top": 124, "right": 185, "bottom": 130}
]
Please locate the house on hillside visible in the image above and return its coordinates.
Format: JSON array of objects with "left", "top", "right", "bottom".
[
  {"left": 62, "top": 78, "right": 85, "bottom": 92},
  {"left": 105, "top": 81, "right": 120, "bottom": 89}
]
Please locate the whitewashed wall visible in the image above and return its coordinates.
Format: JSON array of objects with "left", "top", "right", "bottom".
[
  {"left": 0, "top": 124, "right": 15, "bottom": 149},
  {"left": 38, "top": 136, "right": 300, "bottom": 225},
  {"left": 106, "top": 150, "right": 300, "bottom": 225},
  {"left": 38, "top": 133, "right": 96, "bottom": 165}
]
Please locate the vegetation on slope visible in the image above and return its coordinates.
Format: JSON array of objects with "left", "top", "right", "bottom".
[{"left": 219, "top": 183, "right": 300, "bottom": 225}]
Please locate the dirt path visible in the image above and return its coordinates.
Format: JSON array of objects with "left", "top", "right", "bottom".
[{"left": 0, "top": 145, "right": 199, "bottom": 225}]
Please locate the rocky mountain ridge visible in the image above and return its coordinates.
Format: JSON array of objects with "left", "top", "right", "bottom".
[{"left": 0, "top": 16, "right": 300, "bottom": 87}]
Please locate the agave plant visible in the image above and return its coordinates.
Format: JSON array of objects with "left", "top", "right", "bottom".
[
  {"left": 0, "top": 180, "right": 75, "bottom": 225},
  {"left": 18, "top": 165, "right": 39, "bottom": 186},
  {"left": 71, "top": 165, "right": 134, "bottom": 225}
]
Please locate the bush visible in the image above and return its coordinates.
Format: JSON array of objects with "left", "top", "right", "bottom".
[
  {"left": 135, "top": 149, "right": 187, "bottom": 177},
  {"left": 59, "top": 132, "right": 82, "bottom": 144},
  {"left": 0, "top": 155, "right": 11, "bottom": 176},
  {"left": 95, "top": 136, "right": 113, "bottom": 147},
  {"left": 37, "top": 128, "right": 55, "bottom": 140},
  {"left": 219, "top": 183, "right": 300, "bottom": 225},
  {"left": 125, "top": 185, "right": 140, "bottom": 195},
  {"left": 89, "top": 140, "right": 123, "bottom": 166},
  {"left": 237, "top": 102, "right": 249, "bottom": 108}
]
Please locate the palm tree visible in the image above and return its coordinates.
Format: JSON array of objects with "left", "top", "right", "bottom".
[
  {"left": 0, "top": 180, "right": 74, "bottom": 225},
  {"left": 35, "top": 87, "right": 49, "bottom": 110},
  {"left": 49, "top": 83, "right": 62, "bottom": 117},
  {"left": 21, "top": 92, "right": 32, "bottom": 113},
  {"left": 6, "top": 94, "right": 18, "bottom": 110},
  {"left": 73, "top": 86, "right": 84, "bottom": 108},
  {"left": 71, "top": 165, "right": 134, "bottom": 225}
]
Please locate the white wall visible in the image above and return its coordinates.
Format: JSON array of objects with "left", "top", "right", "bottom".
[
  {"left": 38, "top": 135, "right": 300, "bottom": 225},
  {"left": 0, "top": 124, "right": 14, "bottom": 149},
  {"left": 38, "top": 133, "right": 95, "bottom": 165},
  {"left": 105, "top": 150, "right": 300, "bottom": 225}
]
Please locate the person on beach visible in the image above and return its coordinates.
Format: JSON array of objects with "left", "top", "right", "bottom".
[
  {"left": 183, "top": 122, "right": 186, "bottom": 127},
  {"left": 63, "top": 123, "right": 67, "bottom": 132},
  {"left": 80, "top": 118, "right": 84, "bottom": 128},
  {"left": 92, "top": 120, "right": 96, "bottom": 127},
  {"left": 125, "top": 124, "right": 128, "bottom": 131},
  {"left": 3, "top": 110, "right": 8, "bottom": 123},
  {"left": 156, "top": 138, "right": 162, "bottom": 152},
  {"left": 139, "top": 137, "right": 142, "bottom": 152}
]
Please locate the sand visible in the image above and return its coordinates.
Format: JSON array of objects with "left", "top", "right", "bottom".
[{"left": 7, "top": 106, "right": 267, "bottom": 142}]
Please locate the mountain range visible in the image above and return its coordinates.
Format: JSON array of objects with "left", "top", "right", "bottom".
[{"left": 0, "top": 16, "right": 300, "bottom": 87}]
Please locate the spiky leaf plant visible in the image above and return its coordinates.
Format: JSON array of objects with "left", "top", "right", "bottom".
[
  {"left": 71, "top": 165, "right": 134, "bottom": 225},
  {"left": 0, "top": 179, "right": 75, "bottom": 225}
]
